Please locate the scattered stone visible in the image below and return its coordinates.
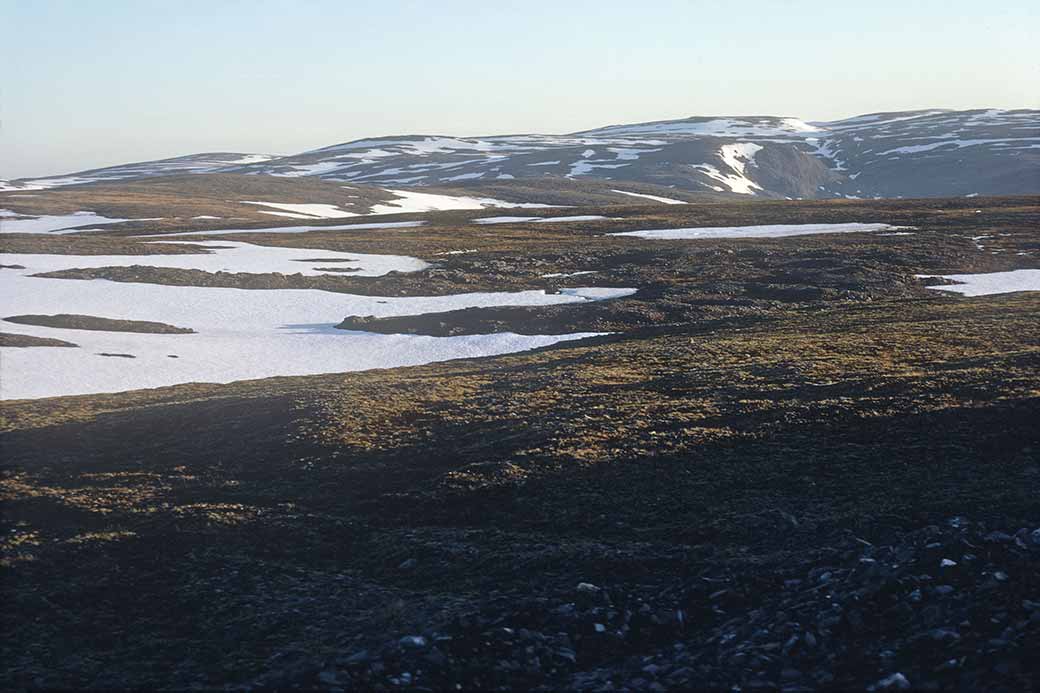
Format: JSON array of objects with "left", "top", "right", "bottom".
[
  {"left": 398, "top": 636, "right": 427, "bottom": 650},
  {"left": 29, "top": 515, "right": 1040, "bottom": 691},
  {"left": 869, "top": 672, "right": 911, "bottom": 690}
]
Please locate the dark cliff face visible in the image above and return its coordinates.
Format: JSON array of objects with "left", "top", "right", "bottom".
[{"left": 748, "top": 144, "right": 844, "bottom": 199}]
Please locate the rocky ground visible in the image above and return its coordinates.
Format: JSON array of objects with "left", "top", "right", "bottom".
[
  {"left": 0, "top": 173, "right": 723, "bottom": 228},
  {"left": 1, "top": 195, "right": 1038, "bottom": 690},
  {"left": 278, "top": 520, "right": 1040, "bottom": 692},
  {"left": 0, "top": 333, "right": 78, "bottom": 348},
  {"left": 0, "top": 174, "right": 404, "bottom": 223},
  {"left": 3, "top": 314, "right": 195, "bottom": 334}
]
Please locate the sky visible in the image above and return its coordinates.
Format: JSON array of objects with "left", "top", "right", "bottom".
[{"left": 2, "top": 0, "right": 1038, "bottom": 178}]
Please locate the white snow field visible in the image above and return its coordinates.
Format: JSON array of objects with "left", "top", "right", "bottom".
[
  {"left": 609, "top": 190, "right": 686, "bottom": 204},
  {"left": 579, "top": 117, "right": 823, "bottom": 139},
  {"left": 0, "top": 242, "right": 635, "bottom": 399},
  {"left": 611, "top": 222, "right": 905, "bottom": 240},
  {"left": 541, "top": 271, "right": 598, "bottom": 278},
  {"left": 2, "top": 241, "right": 430, "bottom": 278},
  {"left": 146, "top": 221, "right": 427, "bottom": 237},
  {"left": 368, "top": 189, "right": 552, "bottom": 215},
  {"left": 241, "top": 201, "right": 360, "bottom": 219},
  {"left": 712, "top": 143, "right": 764, "bottom": 194},
  {"left": 0, "top": 210, "right": 134, "bottom": 234},
  {"left": 919, "top": 270, "right": 1040, "bottom": 297},
  {"left": 692, "top": 163, "right": 760, "bottom": 195}
]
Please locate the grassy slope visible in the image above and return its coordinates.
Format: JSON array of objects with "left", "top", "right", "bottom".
[
  {"left": 0, "top": 174, "right": 401, "bottom": 226},
  {"left": 0, "top": 174, "right": 730, "bottom": 235}
]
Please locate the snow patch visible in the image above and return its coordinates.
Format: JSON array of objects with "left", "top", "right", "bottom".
[
  {"left": 7, "top": 241, "right": 426, "bottom": 278},
  {"left": 612, "top": 223, "right": 907, "bottom": 240},
  {"left": 227, "top": 154, "right": 277, "bottom": 165},
  {"left": 918, "top": 270, "right": 1040, "bottom": 296},
  {"left": 568, "top": 160, "right": 630, "bottom": 177},
  {"left": 876, "top": 138, "right": 1040, "bottom": 156},
  {"left": 369, "top": 190, "right": 552, "bottom": 215},
  {"left": 0, "top": 210, "right": 133, "bottom": 234},
  {"left": 581, "top": 117, "right": 823, "bottom": 139},
  {"left": 719, "top": 143, "right": 763, "bottom": 178},
  {"left": 541, "top": 270, "right": 598, "bottom": 278},
  {"left": 265, "top": 161, "right": 348, "bottom": 178},
  {"left": 144, "top": 221, "right": 427, "bottom": 238},
  {"left": 241, "top": 201, "right": 360, "bottom": 219},
  {"left": 692, "top": 163, "right": 760, "bottom": 195},
  {"left": 474, "top": 215, "right": 609, "bottom": 225},
  {"left": 610, "top": 190, "right": 686, "bottom": 205},
  {"left": 607, "top": 147, "right": 661, "bottom": 160}
]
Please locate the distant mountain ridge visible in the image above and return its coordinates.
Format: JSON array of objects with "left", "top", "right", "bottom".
[{"left": 4, "top": 109, "right": 1038, "bottom": 199}]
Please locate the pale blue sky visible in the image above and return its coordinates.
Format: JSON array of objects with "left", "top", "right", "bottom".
[{"left": 3, "top": 0, "right": 1037, "bottom": 178}]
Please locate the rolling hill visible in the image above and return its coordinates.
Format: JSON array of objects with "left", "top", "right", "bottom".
[{"left": 4, "top": 109, "right": 1038, "bottom": 200}]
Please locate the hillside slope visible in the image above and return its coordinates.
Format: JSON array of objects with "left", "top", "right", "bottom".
[{"left": 5, "top": 109, "right": 1037, "bottom": 199}]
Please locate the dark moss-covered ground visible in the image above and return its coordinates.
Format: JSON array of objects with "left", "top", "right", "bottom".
[
  {"left": 3, "top": 314, "right": 195, "bottom": 334},
  {"left": 0, "top": 333, "right": 78, "bottom": 348},
  {"left": 1, "top": 196, "right": 1038, "bottom": 690},
  {"left": 0, "top": 173, "right": 722, "bottom": 232}
]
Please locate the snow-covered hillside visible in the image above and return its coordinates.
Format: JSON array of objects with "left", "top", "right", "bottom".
[
  {"left": 5, "top": 109, "right": 1038, "bottom": 199},
  {"left": 0, "top": 153, "right": 278, "bottom": 190},
  {"left": 807, "top": 109, "right": 1040, "bottom": 197}
]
